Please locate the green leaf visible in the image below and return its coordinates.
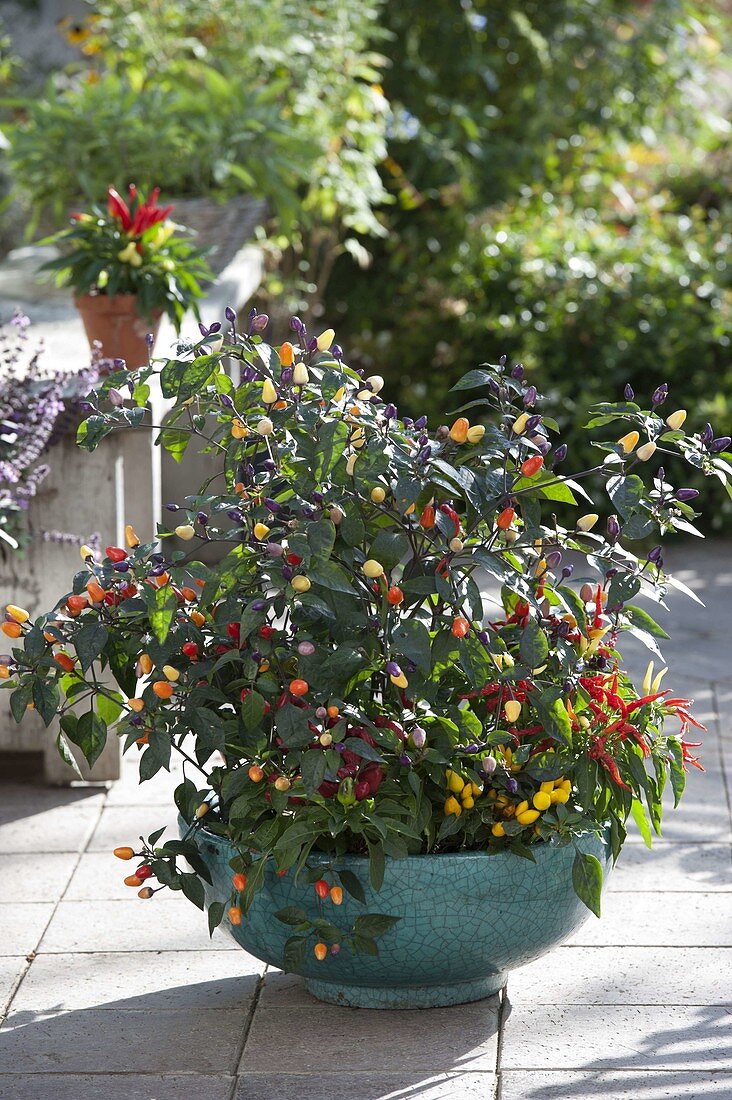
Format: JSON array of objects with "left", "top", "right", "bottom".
[
  {"left": 572, "top": 850, "right": 603, "bottom": 918},
  {"left": 354, "top": 913, "right": 400, "bottom": 938},
  {"left": 338, "top": 868, "right": 366, "bottom": 904},
  {"left": 309, "top": 560, "right": 357, "bottom": 596},
  {"left": 367, "top": 841, "right": 385, "bottom": 891},
  {"left": 276, "top": 704, "right": 314, "bottom": 749},
  {"left": 307, "top": 518, "right": 336, "bottom": 562},
  {"left": 300, "top": 750, "right": 327, "bottom": 794},
  {"left": 623, "top": 606, "right": 669, "bottom": 640},
  {"left": 283, "top": 934, "right": 308, "bottom": 971},
  {"left": 519, "top": 619, "right": 549, "bottom": 668},
  {"left": 62, "top": 710, "right": 107, "bottom": 767},
  {"left": 32, "top": 679, "right": 60, "bottom": 727},
  {"left": 55, "top": 730, "right": 84, "bottom": 779},
  {"left": 391, "top": 619, "right": 432, "bottom": 676},
  {"left": 10, "top": 681, "right": 33, "bottom": 724},
  {"left": 180, "top": 871, "right": 205, "bottom": 909},
  {"left": 74, "top": 621, "right": 109, "bottom": 673},
  {"left": 340, "top": 507, "right": 365, "bottom": 547},
  {"left": 97, "top": 690, "right": 124, "bottom": 726},
  {"left": 534, "top": 691, "right": 572, "bottom": 745},
  {"left": 607, "top": 474, "right": 645, "bottom": 520},
  {"left": 630, "top": 797, "right": 652, "bottom": 849},
  {"left": 274, "top": 906, "right": 310, "bottom": 926},
  {"left": 240, "top": 690, "right": 266, "bottom": 731},
  {"left": 208, "top": 900, "right": 225, "bottom": 937},
  {"left": 368, "top": 530, "right": 409, "bottom": 572},
  {"left": 149, "top": 585, "right": 176, "bottom": 645}
]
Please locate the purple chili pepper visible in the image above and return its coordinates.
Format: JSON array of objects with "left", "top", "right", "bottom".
[
  {"left": 477, "top": 630, "right": 490, "bottom": 645},
  {"left": 526, "top": 414, "right": 542, "bottom": 431},
  {"left": 537, "top": 439, "right": 552, "bottom": 456},
  {"left": 113, "top": 560, "right": 130, "bottom": 572},
  {"left": 386, "top": 661, "right": 402, "bottom": 677},
  {"left": 511, "top": 363, "right": 524, "bottom": 379},
  {"left": 701, "top": 423, "right": 714, "bottom": 444},
  {"left": 219, "top": 393, "right": 235, "bottom": 410},
  {"left": 227, "top": 509, "right": 242, "bottom": 522},
  {"left": 145, "top": 333, "right": 154, "bottom": 348},
  {"left": 280, "top": 367, "right": 293, "bottom": 384},
  {"left": 225, "top": 306, "right": 236, "bottom": 324},
  {"left": 251, "top": 599, "right": 266, "bottom": 611},
  {"left": 307, "top": 337, "right": 318, "bottom": 352},
  {"left": 264, "top": 499, "right": 280, "bottom": 513},
  {"left": 647, "top": 545, "right": 663, "bottom": 563},
  {"left": 498, "top": 354, "right": 507, "bottom": 366},
  {"left": 652, "top": 384, "right": 668, "bottom": 406},
  {"left": 561, "top": 564, "right": 574, "bottom": 579},
  {"left": 624, "top": 383, "right": 635, "bottom": 400},
  {"left": 281, "top": 565, "right": 293, "bottom": 581},
  {"left": 411, "top": 727, "right": 427, "bottom": 749},
  {"left": 332, "top": 344, "right": 343, "bottom": 360},
  {"left": 263, "top": 459, "right": 276, "bottom": 471},
  {"left": 675, "top": 488, "right": 699, "bottom": 501},
  {"left": 290, "top": 316, "right": 304, "bottom": 334},
  {"left": 506, "top": 777, "right": 518, "bottom": 794},
  {"left": 399, "top": 753, "right": 412, "bottom": 767},
  {"left": 712, "top": 437, "right": 731, "bottom": 453},
  {"left": 384, "top": 403, "right": 397, "bottom": 420},
  {"left": 414, "top": 415, "right": 428, "bottom": 429},
  {"left": 250, "top": 313, "right": 269, "bottom": 334},
  {"left": 546, "top": 550, "right": 562, "bottom": 570},
  {"left": 554, "top": 443, "right": 568, "bottom": 464},
  {"left": 403, "top": 417, "right": 414, "bottom": 428},
  {"left": 524, "top": 385, "right": 537, "bottom": 407},
  {"left": 165, "top": 503, "right": 180, "bottom": 512},
  {"left": 197, "top": 512, "right": 208, "bottom": 526},
  {"left": 607, "top": 515, "right": 621, "bottom": 542}
]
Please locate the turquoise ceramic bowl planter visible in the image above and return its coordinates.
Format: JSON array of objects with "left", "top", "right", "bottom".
[{"left": 188, "top": 822, "right": 612, "bottom": 1009}]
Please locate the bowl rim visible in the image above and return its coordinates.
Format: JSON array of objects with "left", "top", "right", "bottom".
[{"left": 185, "top": 816, "right": 611, "bottom": 866}]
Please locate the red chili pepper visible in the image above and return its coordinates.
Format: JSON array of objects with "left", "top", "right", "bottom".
[
  {"left": 105, "top": 545, "right": 127, "bottom": 563},
  {"left": 107, "top": 187, "right": 132, "bottom": 230},
  {"left": 593, "top": 585, "right": 604, "bottom": 629},
  {"left": 520, "top": 455, "right": 544, "bottom": 478},
  {"left": 439, "top": 503, "right": 461, "bottom": 537}
]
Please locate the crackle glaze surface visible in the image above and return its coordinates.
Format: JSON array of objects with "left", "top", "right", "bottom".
[{"left": 188, "top": 823, "right": 612, "bottom": 1008}]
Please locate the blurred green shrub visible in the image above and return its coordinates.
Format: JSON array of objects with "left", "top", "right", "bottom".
[{"left": 1, "top": 0, "right": 390, "bottom": 272}]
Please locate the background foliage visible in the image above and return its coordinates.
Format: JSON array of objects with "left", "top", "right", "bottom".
[{"left": 0, "top": 0, "right": 730, "bottom": 528}]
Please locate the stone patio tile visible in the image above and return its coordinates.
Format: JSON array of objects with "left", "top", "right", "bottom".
[
  {"left": 608, "top": 842, "right": 732, "bottom": 892},
  {"left": 257, "top": 969, "right": 321, "bottom": 1007},
  {"left": 0, "top": 852, "right": 78, "bottom": 903},
  {"left": 104, "top": 757, "right": 185, "bottom": 807},
  {"left": 0, "top": 958, "right": 26, "bottom": 1017},
  {"left": 508, "top": 947, "right": 732, "bottom": 1005},
  {"left": 235, "top": 1071, "right": 497, "bottom": 1099},
  {"left": 0, "top": 1075, "right": 235, "bottom": 1100},
  {"left": 65, "top": 851, "right": 182, "bottom": 900},
  {"left": 569, "top": 891, "right": 732, "bottom": 947},
  {"left": 500, "top": 1003, "right": 731, "bottom": 1070},
  {"left": 0, "top": 784, "right": 104, "bottom": 811},
  {"left": 499, "top": 1070, "right": 732, "bottom": 1100},
  {"left": 9, "top": 951, "right": 262, "bottom": 1013},
  {"left": 0, "top": 1008, "right": 248, "bottom": 1074},
  {"left": 0, "top": 903, "right": 53, "bottom": 955},
  {"left": 240, "top": 1001, "right": 500, "bottom": 1074},
  {"left": 0, "top": 804, "right": 100, "bottom": 854},
  {"left": 37, "top": 899, "right": 239, "bottom": 953},
  {"left": 87, "top": 804, "right": 181, "bottom": 852},
  {"left": 624, "top": 762, "right": 730, "bottom": 844}
]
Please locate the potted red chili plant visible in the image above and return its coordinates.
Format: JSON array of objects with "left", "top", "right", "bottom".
[{"left": 42, "top": 185, "right": 211, "bottom": 366}]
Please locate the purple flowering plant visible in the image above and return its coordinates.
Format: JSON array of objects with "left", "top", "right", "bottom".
[
  {"left": 0, "top": 313, "right": 98, "bottom": 551},
  {"left": 1, "top": 310, "right": 731, "bottom": 960}
]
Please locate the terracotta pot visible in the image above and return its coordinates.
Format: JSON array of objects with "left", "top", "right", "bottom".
[{"left": 75, "top": 293, "right": 162, "bottom": 368}]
